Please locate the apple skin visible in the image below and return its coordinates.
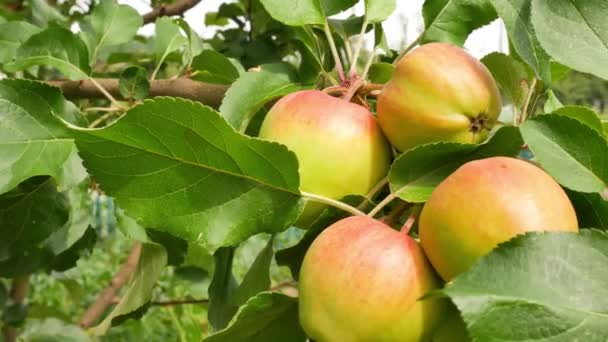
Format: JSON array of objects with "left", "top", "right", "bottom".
[
  {"left": 419, "top": 157, "right": 579, "bottom": 281},
  {"left": 259, "top": 90, "right": 391, "bottom": 226},
  {"left": 299, "top": 216, "right": 446, "bottom": 342},
  {"left": 377, "top": 42, "right": 502, "bottom": 152}
]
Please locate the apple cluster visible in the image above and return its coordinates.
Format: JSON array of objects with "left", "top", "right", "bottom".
[{"left": 259, "top": 43, "right": 579, "bottom": 341}]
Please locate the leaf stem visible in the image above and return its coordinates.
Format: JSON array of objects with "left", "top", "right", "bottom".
[
  {"left": 360, "top": 49, "right": 377, "bottom": 81},
  {"left": 349, "top": 17, "right": 369, "bottom": 77},
  {"left": 357, "top": 177, "right": 388, "bottom": 210},
  {"left": 519, "top": 78, "right": 538, "bottom": 125},
  {"left": 88, "top": 78, "right": 122, "bottom": 108},
  {"left": 393, "top": 32, "right": 423, "bottom": 65},
  {"left": 367, "top": 192, "right": 397, "bottom": 218},
  {"left": 301, "top": 191, "right": 366, "bottom": 216},
  {"left": 324, "top": 20, "right": 346, "bottom": 84}
]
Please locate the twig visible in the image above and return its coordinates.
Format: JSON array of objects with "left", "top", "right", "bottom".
[
  {"left": 301, "top": 192, "right": 366, "bottom": 216},
  {"left": 323, "top": 20, "right": 346, "bottom": 84},
  {"left": 393, "top": 33, "right": 423, "bottom": 65},
  {"left": 2, "top": 276, "right": 30, "bottom": 342},
  {"left": 142, "top": 0, "right": 202, "bottom": 24},
  {"left": 78, "top": 242, "right": 143, "bottom": 328},
  {"left": 47, "top": 78, "right": 227, "bottom": 109}
]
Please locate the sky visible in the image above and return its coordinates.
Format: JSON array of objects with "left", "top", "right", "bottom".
[{"left": 120, "top": 0, "right": 509, "bottom": 59}]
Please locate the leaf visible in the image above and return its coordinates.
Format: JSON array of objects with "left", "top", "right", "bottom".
[
  {"left": 444, "top": 230, "right": 608, "bottom": 341},
  {"left": 204, "top": 292, "right": 306, "bottom": 342},
  {"left": 3, "top": 303, "right": 28, "bottom": 326},
  {"left": 367, "top": 62, "right": 395, "bottom": 84},
  {"left": 259, "top": 0, "right": 324, "bottom": 26},
  {"left": 567, "top": 190, "right": 608, "bottom": 230},
  {"left": 191, "top": 50, "right": 241, "bottom": 85},
  {"left": 0, "top": 21, "right": 41, "bottom": 64},
  {"left": 86, "top": 0, "right": 142, "bottom": 61},
  {"left": 119, "top": 66, "right": 150, "bottom": 100},
  {"left": 551, "top": 106, "right": 604, "bottom": 135},
  {"left": 544, "top": 89, "right": 564, "bottom": 113},
  {"left": 30, "top": 0, "right": 67, "bottom": 27},
  {"left": 365, "top": 0, "right": 397, "bottom": 23},
  {"left": 520, "top": 114, "right": 608, "bottom": 194},
  {"left": 390, "top": 126, "right": 523, "bottom": 203},
  {"left": 0, "top": 283, "right": 6, "bottom": 307},
  {"left": 19, "top": 318, "right": 89, "bottom": 342},
  {"left": 147, "top": 229, "right": 188, "bottom": 266},
  {"left": 422, "top": 0, "right": 497, "bottom": 46},
  {"left": 0, "top": 79, "right": 77, "bottom": 194},
  {"left": 209, "top": 247, "right": 239, "bottom": 331},
  {"left": 320, "top": 0, "right": 358, "bottom": 17},
  {"left": 231, "top": 237, "right": 273, "bottom": 306},
  {"left": 219, "top": 67, "right": 302, "bottom": 132},
  {"left": 481, "top": 52, "right": 530, "bottom": 108},
  {"left": 276, "top": 195, "right": 365, "bottom": 279},
  {"left": 154, "top": 17, "right": 187, "bottom": 65},
  {"left": 4, "top": 25, "right": 91, "bottom": 80},
  {"left": 90, "top": 243, "right": 167, "bottom": 335},
  {"left": 490, "top": 0, "right": 552, "bottom": 82},
  {"left": 531, "top": 0, "right": 608, "bottom": 81},
  {"left": 176, "top": 18, "right": 204, "bottom": 68},
  {"left": 70, "top": 98, "right": 303, "bottom": 251}
]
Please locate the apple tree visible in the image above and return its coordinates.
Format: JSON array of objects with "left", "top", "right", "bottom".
[{"left": 1, "top": 0, "right": 608, "bottom": 341}]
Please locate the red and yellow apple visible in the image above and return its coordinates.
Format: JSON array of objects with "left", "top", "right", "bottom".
[
  {"left": 377, "top": 42, "right": 502, "bottom": 152},
  {"left": 259, "top": 90, "right": 391, "bottom": 226},
  {"left": 299, "top": 216, "right": 445, "bottom": 341},
  {"left": 420, "top": 157, "right": 579, "bottom": 281}
]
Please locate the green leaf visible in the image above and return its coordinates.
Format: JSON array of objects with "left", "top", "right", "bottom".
[
  {"left": 365, "top": 0, "right": 396, "bottom": 23},
  {"left": 70, "top": 98, "right": 303, "bottom": 250},
  {"left": 367, "top": 62, "right": 395, "bottom": 84},
  {"left": 4, "top": 25, "right": 91, "bottom": 79},
  {"left": 219, "top": 67, "right": 302, "bottom": 132},
  {"left": 119, "top": 66, "right": 150, "bottom": 100},
  {"left": 0, "top": 283, "right": 6, "bottom": 307},
  {"left": 422, "top": 0, "right": 497, "bottom": 46},
  {"left": 520, "top": 114, "right": 608, "bottom": 194},
  {"left": 0, "top": 79, "right": 77, "bottom": 194},
  {"left": 552, "top": 106, "right": 604, "bottom": 135},
  {"left": 481, "top": 52, "right": 530, "bottom": 108},
  {"left": 390, "top": 126, "right": 523, "bottom": 203},
  {"left": 209, "top": 247, "right": 239, "bottom": 331},
  {"left": 0, "top": 21, "right": 41, "bottom": 64},
  {"left": 0, "top": 177, "right": 68, "bottom": 261},
  {"left": 204, "top": 292, "right": 306, "bottom": 342},
  {"left": 276, "top": 195, "right": 365, "bottom": 279},
  {"left": 231, "top": 237, "right": 273, "bottom": 306},
  {"left": 3, "top": 303, "right": 28, "bottom": 326},
  {"left": 490, "top": 0, "right": 551, "bottom": 82},
  {"left": 19, "top": 318, "right": 89, "bottom": 342},
  {"left": 191, "top": 50, "right": 241, "bottom": 85},
  {"left": 176, "top": 18, "right": 204, "bottom": 68},
  {"left": 30, "top": 0, "right": 67, "bottom": 27},
  {"left": 87, "top": 0, "right": 142, "bottom": 61},
  {"left": 320, "top": 0, "right": 358, "bottom": 16},
  {"left": 531, "top": 0, "right": 608, "bottom": 81},
  {"left": 259, "top": 0, "right": 324, "bottom": 26},
  {"left": 147, "top": 229, "right": 188, "bottom": 266},
  {"left": 543, "top": 89, "right": 564, "bottom": 113},
  {"left": 444, "top": 230, "right": 608, "bottom": 341},
  {"left": 154, "top": 17, "right": 187, "bottom": 66},
  {"left": 90, "top": 243, "right": 167, "bottom": 335},
  {"left": 567, "top": 190, "right": 608, "bottom": 230}
]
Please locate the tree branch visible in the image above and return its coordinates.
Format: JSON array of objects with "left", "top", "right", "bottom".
[
  {"left": 47, "top": 78, "right": 228, "bottom": 109},
  {"left": 78, "top": 242, "right": 142, "bottom": 329},
  {"left": 142, "top": 0, "right": 202, "bottom": 24},
  {"left": 2, "top": 276, "right": 30, "bottom": 342}
]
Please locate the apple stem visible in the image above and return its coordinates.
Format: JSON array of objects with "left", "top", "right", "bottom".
[
  {"left": 393, "top": 33, "right": 423, "bottom": 65},
  {"left": 301, "top": 191, "right": 366, "bottom": 216},
  {"left": 324, "top": 20, "right": 347, "bottom": 84},
  {"left": 322, "top": 85, "right": 348, "bottom": 96},
  {"left": 348, "top": 17, "right": 369, "bottom": 78},
  {"left": 342, "top": 78, "right": 364, "bottom": 102},
  {"left": 401, "top": 212, "right": 416, "bottom": 235}
]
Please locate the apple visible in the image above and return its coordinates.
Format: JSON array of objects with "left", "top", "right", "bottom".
[
  {"left": 259, "top": 90, "right": 391, "bottom": 226},
  {"left": 377, "top": 42, "right": 502, "bottom": 152},
  {"left": 299, "top": 216, "right": 445, "bottom": 341},
  {"left": 419, "top": 157, "right": 579, "bottom": 281}
]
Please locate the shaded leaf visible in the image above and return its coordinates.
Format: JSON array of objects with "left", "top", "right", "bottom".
[
  {"left": 551, "top": 105, "right": 604, "bottom": 135},
  {"left": 119, "top": 66, "right": 150, "bottom": 100},
  {"left": 367, "top": 62, "right": 394, "bottom": 84},
  {"left": 191, "top": 50, "right": 241, "bottom": 85},
  {"left": 231, "top": 237, "right": 273, "bottom": 306},
  {"left": 481, "top": 52, "right": 530, "bottom": 107},
  {"left": 0, "top": 21, "right": 41, "bottom": 64},
  {"left": 208, "top": 247, "right": 238, "bottom": 331},
  {"left": 543, "top": 89, "right": 564, "bottom": 113},
  {"left": 365, "top": 0, "right": 397, "bottom": 23},
  {"left": 444, "top": 230, "right": 608, "bottom": 341},
  {"left": 258, "top": 0, "right": 324, "bottom": 26},
  {"left": 567, "top": 190, "right": 608, "bottom": 231}
]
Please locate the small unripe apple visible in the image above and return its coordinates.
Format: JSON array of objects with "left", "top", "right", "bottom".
[
  {"left": 299, "top": 216, "right": 445, "bottom": 341},
  {"left": 420, "top": 157, "right": 578, "bottom": 281},
  {"left": 377, "top": 42, "right": 502, "bottom": 152},
  {"left": 259, "top": 90, "right": 391, "bottom": 226}
]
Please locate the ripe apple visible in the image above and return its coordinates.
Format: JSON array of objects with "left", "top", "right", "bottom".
[
  {"left": 377, "top": 42, "right": 502, "bottom": 152},
  {"left": 299, "top": 216, "right": 445, "bottom": 341},
  {"left": 419, "top": 157, "right": 579, "bottom": 281},
  {"left": 259, "top": 90, "right": 391, "bottom": 226}
]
